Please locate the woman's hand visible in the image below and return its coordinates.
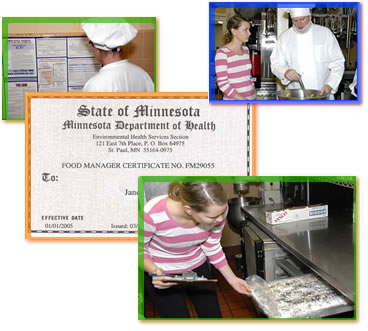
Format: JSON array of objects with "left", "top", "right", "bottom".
[
  {"left": 151, "top": 267, "right": 177, "bottom": 290},
  {"left": 229, "top": 277, "right": 251, "bottom": 296},
  {"left": 218, "top": 263, "right": 251, "bottom": 296},
  {"left": 233, "top": 93, "right": 246, "bottom": 100}
]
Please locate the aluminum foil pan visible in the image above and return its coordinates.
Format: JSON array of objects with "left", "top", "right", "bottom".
[{"left": 247, "top": 274, "right": 353, "bottom": 318}]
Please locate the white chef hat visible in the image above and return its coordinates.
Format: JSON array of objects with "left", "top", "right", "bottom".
[
  {"left": 81, "top": 23, "right": 138, "bottom": 51},
  {"left": 286, "top": 8, "right": 311, "bottom": 18}
]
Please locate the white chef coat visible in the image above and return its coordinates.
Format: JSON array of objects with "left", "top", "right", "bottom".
[
  {"left": 270, "top": 23, "right": 345, "bottom": 94},
  {"left": 83, "top": 59, "right": 154, "bottom": 92},
  {"left": 349, "top": 70, "right": 357, "bottom": 97}
]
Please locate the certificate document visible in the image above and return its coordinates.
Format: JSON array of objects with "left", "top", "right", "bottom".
[{"left": 25, "top": 92, "right": 254, "bottom": 239}]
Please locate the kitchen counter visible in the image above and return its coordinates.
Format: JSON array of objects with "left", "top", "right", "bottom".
[{"left": 241, "top": 203, "right": 355, "bottom": 302}]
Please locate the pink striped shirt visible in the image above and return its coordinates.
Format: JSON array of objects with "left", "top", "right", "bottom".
[
  {"left": 144, "top": 195, "right": 228, "bottom": 274},
  {"left": 215, "top": 45, "right": 256, "bottom": 100}
]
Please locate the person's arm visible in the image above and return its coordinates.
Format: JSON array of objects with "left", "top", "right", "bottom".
[
  {"left": 144, "top": 258, "right": 177, "bottom": 289},
  {"left": 200, "top": 218, "right": 228, "bottom": 269},
  {"left": 349, "top": 70, "right": 358, "bottom": 97},
  {"left": 144, "top": 212, "right": 176, "bottom": 289},
  {"left": 324, "top": 31, "right": 345, "bottom": 94},
  {"left": 200, "top": 225, "right": 250, "bottom": 296},
  {"left": 232, "top": 93, "right": 247, "bottom": 100},
  {"left": 218, "top": 263, "right": 250, "bottom": 296},
  {"left": 200, "top": 218, "right": 250, "bottom": 296},
  {"left": 270, "top": 38, "right": 295, "bottom": 86},
  {"left": 144, "top": 257, "right": 160, "bottom": 274},
  {"left": 215, "top": 50, "right": 245, "bottom": 99}
]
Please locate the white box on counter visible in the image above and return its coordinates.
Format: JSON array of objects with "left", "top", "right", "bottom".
[{"left": 266, "top": 204, "right": 328, "bottom": 225}]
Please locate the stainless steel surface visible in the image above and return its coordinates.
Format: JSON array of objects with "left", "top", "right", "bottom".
[
  {"left": 298, "top": 78, "right": 306, "bottom": 90},
  {"left": 276, "top": 257, "right": 309, "bottom": 277},
  {"left": 260, "top": 32, "right": 276, "bottom": 79},
  {"left": 298, "top": 78, "right": 306, "bottom": 99},
  {"left": 276, "top": 89, "right": 330, "bottom": 100},
  {"left": 241, "top": 203, "right": 355, "bottom": 301}
]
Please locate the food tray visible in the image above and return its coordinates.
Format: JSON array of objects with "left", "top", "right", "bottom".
[{"left": 246, "top": 274, "right": 353, "bottom": 318}]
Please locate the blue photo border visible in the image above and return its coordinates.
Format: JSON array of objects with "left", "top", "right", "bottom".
[{"left": 209, "top": 2, "right": 360, "bottom": 104}]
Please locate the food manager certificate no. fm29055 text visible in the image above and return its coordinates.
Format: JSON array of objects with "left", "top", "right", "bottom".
[{"left": 25, "top": 92, "right": 253, "bottom": 239}]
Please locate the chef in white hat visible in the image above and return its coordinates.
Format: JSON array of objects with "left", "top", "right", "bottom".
[
  {"left": 81, "top": 23, "right": 154, "bottom": 92},
  {"left": 270, "top": 8, "right": 345, "bottom": 98}
]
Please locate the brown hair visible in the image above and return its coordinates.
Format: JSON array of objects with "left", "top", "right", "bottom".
[
  {"left": 225, "top": 15, "right": 249, "bottom": 43},
  {"left": 168, "top": 182, "right": 227, "bottom": 212}
]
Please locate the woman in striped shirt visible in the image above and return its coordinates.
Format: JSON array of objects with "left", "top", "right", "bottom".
[
  {"left": 144, "top": 182, "right": 250, "bottom": 318},
  {"left": 215, "top": 16, "right": 257, "bottom": 100}
]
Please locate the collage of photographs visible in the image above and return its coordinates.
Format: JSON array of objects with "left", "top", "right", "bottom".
[{"left": 0, "top": 0, "right": 365, "bottom": 330}]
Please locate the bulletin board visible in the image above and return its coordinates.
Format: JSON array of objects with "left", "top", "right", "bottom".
[{"left": 5, "top": 33, "right": 101, "bottom": 120}]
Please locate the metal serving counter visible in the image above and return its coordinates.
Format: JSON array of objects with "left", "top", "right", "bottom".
[{"left": 241, "top": 203, "right": 355, "bottom": 302}]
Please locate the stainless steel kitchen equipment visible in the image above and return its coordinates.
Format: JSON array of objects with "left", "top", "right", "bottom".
[
  {"left": 242, "top": 220, "right": 310, "bottom": 281},
  {"left": 281, "top": 182, "right": 308, "bottom": 206},
  {"left": 241, "top": 203, "right": 355, "bottom": 318},
  {"left": 227, "top": 197, "right": 260, "bottom": 231},
  {"left": 235, "top": 8, "right": 277, "bottom": 99},
  {"left": 276, "top": 89, "right": 330, "bottom": 100},
  {"left": 228, "top": 182, "right": 260, "bottom": 231},
  {"left": 312, "top": 8, "right": 357, "bottom": 71},
  {"left": 241, "top": 203, "right": 354, "bottom": 302},
  {"left": 233, "top": 182, "right": 249, "bottom": 196},
  {"left": 236, "top": 181, "right": 355, "bottom": 318},
  {"left": 259, "top": 182, "right": 282, "bottom": 205},
  {"left": 298, "top": 77, "right": 306, "bottom": 98}
]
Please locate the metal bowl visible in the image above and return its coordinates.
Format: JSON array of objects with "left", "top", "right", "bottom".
[{"left": 276, "top": 89, "right": 330, "bottom": 100}]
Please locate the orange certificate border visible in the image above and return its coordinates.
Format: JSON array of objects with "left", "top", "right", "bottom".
[{"left": 25, "top": 92, "right": 257, "bottom": 240}]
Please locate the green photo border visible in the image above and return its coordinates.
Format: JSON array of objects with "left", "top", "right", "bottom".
[
  {"left": 2, "top": 17, "right": 157, "bottom": 120},
  {"left": 138, "top": 175, "right": 357, "bottom": 320}
]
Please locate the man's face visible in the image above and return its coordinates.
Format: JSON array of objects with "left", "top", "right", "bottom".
[{"left": 292, "top": 15, "right": 312, "bottom": 32}]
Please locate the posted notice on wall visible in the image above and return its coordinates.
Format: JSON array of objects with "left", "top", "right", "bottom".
[
  {"left": 25, "top": 92, "right": 254, "bottom": 239},
  {"left": 6, "top": 36, "right": 100, "bottom": 119}
]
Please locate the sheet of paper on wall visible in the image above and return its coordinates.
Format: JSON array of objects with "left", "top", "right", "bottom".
[
  {"left": 6, "top": 36, "right": 101, "bottom": 119},
  {"left": 25, "top": 92, "right": 254, "bottom": 239}
]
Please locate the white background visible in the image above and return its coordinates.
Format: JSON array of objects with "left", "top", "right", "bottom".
[{"left": 0, "top": 0, "right": 365, "bottom": 330}]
